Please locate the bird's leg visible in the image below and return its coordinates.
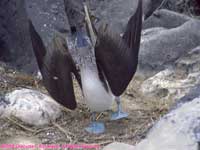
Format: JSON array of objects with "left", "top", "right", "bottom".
[
  {"left": 110, "top": 96, "right": 128, "bottom": 120},
  {"left": 85, "top": 112, "right": 105, "bottom": 134}
]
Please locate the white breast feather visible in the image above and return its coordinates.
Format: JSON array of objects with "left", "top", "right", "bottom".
[{"left": 80, "top": 68, "right": 114, "bottom": 112}]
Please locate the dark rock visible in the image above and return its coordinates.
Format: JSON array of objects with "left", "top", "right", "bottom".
[
  {"left": 0, "top": 96, "right": 7, "bottom": 116},
  {"left": 64, "top": 0, "right": 85, "bottom": 30},
  {"left": 0, "top": 0, "right": 70, "bottom": 73},
  {"left": 89, "top": 0, "right": 165, "bottom": 33},
  {"left": 143, "top": 0, "right": 164, "bottom": 19},
  {"left": 89, "top": 0, "right": 140, "bottom": 33},
  {"left": 162, "top": 0, "right": 200, "bottom": 16},
  {"left": 25, "top": 0, "right": 70, "bottom": 46},
  {"left": 0, "top": 0, "right": 37, "bottom": 73},
  {"left": 143, "top": 9, "right": 191, "bottom": 29},
  {"left": 139, "top": 19, "right": 200, "bottom": 73}
]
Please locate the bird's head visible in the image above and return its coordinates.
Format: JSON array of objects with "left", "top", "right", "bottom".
[{"left": 75, "top": 30, "right": 91, "bottom": 48}]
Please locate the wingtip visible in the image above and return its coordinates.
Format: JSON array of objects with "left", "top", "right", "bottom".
[
  {"left": 122, "top": 0, "right": 143, "bottom": 49},
  {"left": 138, "top": 0, "right": 143, "bottom": 17},
  {"left": 28, "top": 19, "right": 36, "bottom": 35},
  {"left": 132, "top": 0, "right": 143, "bottom": 25},
  {"left": 28, "top": 19, "right": 47, "bottom": 71},
  {"left": 57, "top": 98, "right": 77, "bottom": 110}
]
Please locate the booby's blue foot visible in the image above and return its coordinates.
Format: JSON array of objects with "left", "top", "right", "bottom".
[
  {"left": 110, "top": 111, "right": 128, "bottom": 120},
  {"left": 85, "top": 122, "right": 105, "bottom": 134},
  {"left": 111, "top": 96, "right": 128, "bottom": 120}
]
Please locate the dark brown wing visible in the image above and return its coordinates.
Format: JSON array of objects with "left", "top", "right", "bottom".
[
  {"left": 29, "top": 21, "right": 78, "bottom": 110},
  {"left": 28, "top": 21, "right": 46, "bottom": 71},
  {"left": 95, "top": 0, "right": 142, "bottom": 96},
  {"left": 123, "top": 0, "right": 142, "bottom": 49}
]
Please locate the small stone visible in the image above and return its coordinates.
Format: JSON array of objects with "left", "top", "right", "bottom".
[{"left": 53, "top": 76, "right": 58, "bottom": 80}]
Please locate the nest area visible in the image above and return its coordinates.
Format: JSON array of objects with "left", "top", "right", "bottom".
[
  {"left": 0, "top": 0, "right": 199, "bottom": 147},
  {"left": 0, "top": 63, "right": 173, "bottom": 146}
]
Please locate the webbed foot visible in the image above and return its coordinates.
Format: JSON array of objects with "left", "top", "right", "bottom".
[{"left": 85, "top": 122, "right": 105, "bottom": 134}]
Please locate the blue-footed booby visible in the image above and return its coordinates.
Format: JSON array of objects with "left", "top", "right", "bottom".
[{"left": 29, "top": 0, "right": 142, "bottom": 134}]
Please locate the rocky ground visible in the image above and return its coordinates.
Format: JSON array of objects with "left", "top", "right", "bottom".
[
  {"left": 0, "top": 0, "right": 200, "bottom": 150},
  {"left": 0, "top": 62, "right": 170, "bottom": 146}
]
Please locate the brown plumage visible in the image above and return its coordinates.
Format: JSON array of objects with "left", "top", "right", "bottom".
[{"left": 29, "top": 0, "right": 142, "bottom": 111}]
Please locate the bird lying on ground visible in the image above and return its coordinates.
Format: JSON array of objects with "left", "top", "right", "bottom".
[{"left": 29, "top": 0, "right": 142, "bottom": 134}]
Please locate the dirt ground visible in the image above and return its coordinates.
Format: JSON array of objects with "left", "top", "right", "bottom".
[{"left": 0, "top": 64, "right": 174, "bottom": 148}]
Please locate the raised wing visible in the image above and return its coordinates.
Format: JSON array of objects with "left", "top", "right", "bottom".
[
  {"left": 123, "top": 0, "right": 142, "bottom": 49},
  {"left": 29, "top": 21, "right": 78, "bottom": 110},
  {"left": 95, "top": 0, "right": 142, "bottom": 96}
]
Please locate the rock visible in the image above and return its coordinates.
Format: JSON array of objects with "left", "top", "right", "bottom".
[
  {"left": 140, "top": 44, "right": 200, "bottom": 100},
  {"left": 143, "top": 9, "right": 191, "bottom": 29},
  {"left": 143, "top": 0, "right": 164, "bottom": 19},
  {"left": 88, "top": 0, "right": 166, "bottom": 33},
  {"left": 141, "top": 68, "right": 200, "bottom": 101},
  {"left": 134, "top": 95, "right": 200, "bottom": 150},
  {"left": 161, "top": 0, "right": 200, "bottom": 16},
  {"left": 175, "top": 46, "right": 200, "bottom": 74},
  {"left": 84, "top": 0, "right": 164, "bottom": 33},
  {"left": 103, "top": 142, "right": 135, "bottom": 150},
  {"left": 175, "top": 85, "right": 200, "bottom": 109},
  {"left": 26, "top": 0, "right": 69, "bottom": 46},
  {"left": 62, "top": 0, "right": 165, "bottom": 34},
  {"left": 139, "top": 26, "right": 166, "bottom": 76},
  {"left": 141, "top": 27, "right": 167, "bottom": 38},
  {"left": 89, "top": 0, "right": 139, "bottom": 33},
  {"left": 0, "top": 0, "right": 70, "bottom": 73},
  {"left": 139, "top": 19, "right": 200, "bottom": 75},
  {"left": 1, "top": 89, "right": 61, "bottom": 126},
  {"left": 171, "top": 46, "right": 200, "bottom": 105},
  {"left": 0, "top": 96, "right": 8, "bottom": 116},
  {"left": 0, "top": 0, "right": 37, "bottom": 73}
]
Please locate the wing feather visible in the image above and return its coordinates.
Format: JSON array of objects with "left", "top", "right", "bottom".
[
  {"left": 29, "top": 21, "right": 78, "bottom": 110},
  {"left": 95, "top": 0, "right": 142, "bottom": 96}
]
